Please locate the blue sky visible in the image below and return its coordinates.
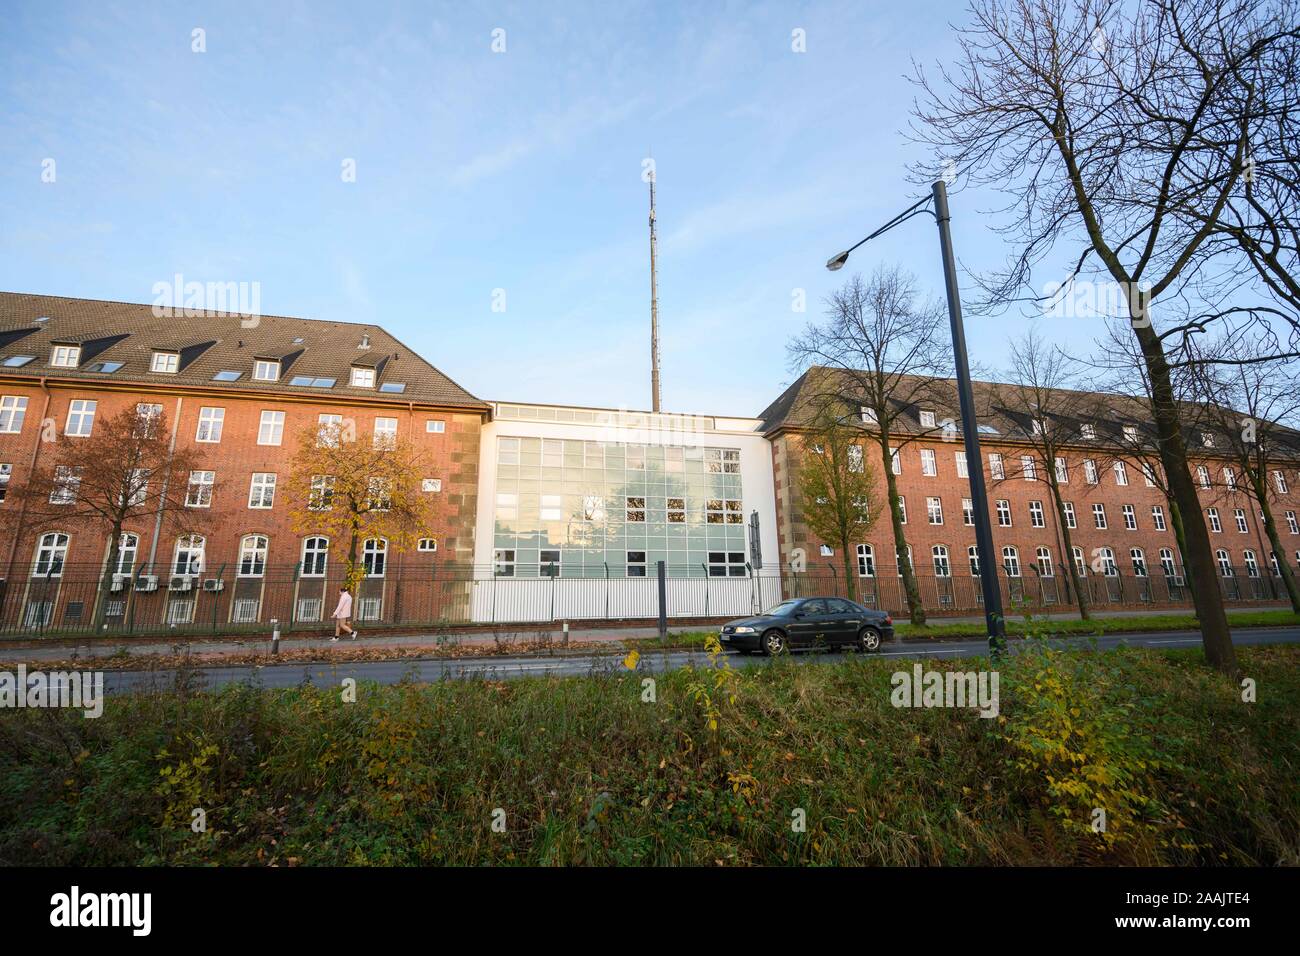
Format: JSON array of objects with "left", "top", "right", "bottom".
[{"left": 1, "top": 0, "right": 1101, "bottom": 415}]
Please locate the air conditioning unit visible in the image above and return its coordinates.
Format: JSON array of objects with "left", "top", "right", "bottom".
[
  {"left": 134, "top": 575, "right": 159, "bottom": 592},
  {"left": 202, "top": 578, "right": 224, "bottom": 592},
  {"left": 168, "top": 575, "right": 193, "bottom": 592},
  {"left": 110, "top": 574, "right": 128, "bottom": 592}
]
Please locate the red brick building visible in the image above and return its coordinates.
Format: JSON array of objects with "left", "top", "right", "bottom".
[
  {"left": 0, "top": 293, "right": 488, "bottom": 629},
  {"left": 760, "top": 367, "right": 1300, "bottom": 614}
]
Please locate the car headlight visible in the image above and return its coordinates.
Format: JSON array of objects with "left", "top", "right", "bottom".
[{"left": 732, "top": 626, "right": 756, "bottom": 634}]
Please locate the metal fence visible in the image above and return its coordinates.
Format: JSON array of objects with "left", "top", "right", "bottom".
[{"left": 0, "top": 560, "right": 1289, "bottom": 639}]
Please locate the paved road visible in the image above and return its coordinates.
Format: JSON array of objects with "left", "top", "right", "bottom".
[{"left": 93, "top": 625, "right": 1300, "bottom": 695}]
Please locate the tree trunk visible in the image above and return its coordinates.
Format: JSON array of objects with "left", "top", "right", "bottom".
[
  {"left": 1048, "top": 472, "right": 1090, "bottom": 620},
  {"left": 876, "top": 433, "right": 925, "bottom": 625},
  {"left": 1136, "top": 324, "right": 1237, "bottom": 675},
  {"left": 1249, "top": 471, "right": 1300, "bottom": 613},
  {"left": 93, "top": 520, "right": 125, "bottom": 632},
  {"left": 1168, "top": 496, "right": 1189, "bottom": 571},
  {"left": 839, "top": 531, "right": 856, "bottom": 602}
]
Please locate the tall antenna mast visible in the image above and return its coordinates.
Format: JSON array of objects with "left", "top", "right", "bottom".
[{"left": 648, "top": 169, "right": 662, "bottom": 412}]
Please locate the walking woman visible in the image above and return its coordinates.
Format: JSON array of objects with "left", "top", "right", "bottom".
[{"left": 330, "top": 585, "right": 358, "bottom": 641}]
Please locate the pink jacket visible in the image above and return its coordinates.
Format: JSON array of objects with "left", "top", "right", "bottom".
[{"left": 332, "top": 591, "right": 353, "bottom": 619}]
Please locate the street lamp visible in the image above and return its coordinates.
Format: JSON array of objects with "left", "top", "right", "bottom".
[{"left": 825, "top": 179, "right": 1007, "bottom": 652}]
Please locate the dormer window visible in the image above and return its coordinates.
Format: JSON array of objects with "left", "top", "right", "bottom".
[
  {"left": 860, "top": 406, "right": 877, "bottom": 425},
  {"left": 1123, "top": 425, "right": 1137, "bottom": 442},
  {"left": 151, "top": 351, "right": 180, "bottom": 374},
  {"left": 1081, "top": 423, "right": 1096, "bottom": 440},
  {"left": 350, "top": 366, "right": 375, "bottom": 388},
  {"left": 1201, "top": 432, "right": 1215, "bottom": 448},
  {"left": 919, "top": 410, "right": 936, "bottom": 428},
  {"left": 50, "top": 345, "right": 80, "bottom": 368},
  {"left": 253, "top": 359, "right": 280, "bottom": 382}
]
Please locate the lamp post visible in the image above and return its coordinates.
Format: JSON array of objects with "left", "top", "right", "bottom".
[{"left": 825, "top": 179, "right": 1006, "bottom": 651}]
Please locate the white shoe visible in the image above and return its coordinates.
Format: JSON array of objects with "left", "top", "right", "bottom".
[
  {"left": 329, "top": 636, "right": 340, "bottom": 642},
  {"left": 351, "top": 630, "right": 359, "bottom": 640}
]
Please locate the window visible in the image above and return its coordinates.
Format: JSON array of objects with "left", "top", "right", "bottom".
[
  {"left": 65, "top": 399, "right": 96, "bottom": 437},
  {"left": 1207, "top": 508, "right": 1222, "bottom": 533},
  {"left": 932, "top": 545, "right": 951, "bottom": 577},
  {"left": 708, "top": 552, "right": 747, "bottom": 577},
  {"left": 248, "top": 473, "right": 276, "bottom": 509},
  {"left": 1036, "top": 547, "right": 1054, "bottom": 577},
  {"left": 186, "top": 470, "right": 214, "bottom": 508},
  {"left": 890, "top": 447, "right": 901, "bottom": 475},
  {"left": 1081, "top": 423, "right": 1096, "bottom": 440},
  {"left": 289, "top": 375, "right": 335, "bottom": 389},
  {"left": 989, "top": 453, "right": 1004, "bottom": 480},
  {"left": 1029, "top": 500, "right": 1045, "bottom": 528},
  {"left": 1235, "top": 508, "right": 1248, "bottom": 533},
  {"left": 378, "top": 382, "right": 406, "bottom": 394},
  {"left": 1083, "top": 459, "right": 1098, "bottom": 484},
  {"left": 920, "top": 410, "right": 936, "bottom": 428},
  {"left": 1002, "top": 546, "right": 1021, "bottom": 578},
  {"left": 1130, "top": 548, "right": 1147, "bottom": 577},
  {"left": 1152, "top": 505, "right": 1167, "bottom": 531},
  {"left": 968, "top": 546, "right": 981, "bottom": 576},
  {"left": 626, "top": 551, "right": 647, "bottom": 577},
  {"left": 150, "top": 351, "right": 179, "bottom": 373},
  {"left": 1159, "top": 548, "right": 1176, "bottom": 577},
  {"left": 367, "top": 477, "right": 392, "bottom": 512},
  {"left": 113, "top": 532, "right": 139, "bottom": 575},
  {"left": 1093, "top": 503, "right": 1107, "bottom": 529},
  {"left": 1215, "top": 549, "right": 1232, "bottom": 576},
  {"left": 132, "top": 403, "right": 163, "bottom": 438},
  {"left": 920, "top": 449, "right": 937, "bottom": 476},
  {"left": 0, "top": 462, "right": 10, "bottom": 503},
  {"left": 996, "top": 499, "right": 1011, "bottom": 527},
  {"left": 34, "top": 532, "right": 69, "bottom": 576},
  {"left": 258, "top": 410, "right": 285, "bottom": 445},
  {"left": 309, "top": 475, "right": 336, "bottom": 511},
  {"left": 856, "top": 544, "right": 875, "bottom": 577},
  {"left": 1099, "top": 547, "right": 1118, "bottom": 577},
  {"left": 494, "top": 549, "right": 516, "bottom": 577},
  {"left": 174, "top": 535, "right": 205, "bottom": 575},
  {"left": 956, "top": 451, "right": 968, "bottom": 478},
  {"left": 1054, "top": 457, "right": 1068, "bottom": 483},
  {"left": 543, "top": 439, "right": 566, "bottom": 468},
  {"left": 374, "top": 417, "right": 398, "bottom": 449},
  {"left": 706, "top": 498, "right": 742, "bottom": 524},
  {"left": 1274, "top": 470, "right": 1290, "bottom": 494},
  {"left": 1021, "top": 455, "right": 1036, "bottom": 481},
  {"left": 426, "top": 419, "right": 446, "bottom": 434},
  {"left": 525, "top": 548, "right": 558, "bottom": 578},
  {"left": 1197, "top": 466, "right": 1211, "bottom": 488},
  {"left": 860, "top": 406, "right": 877, "bottom": 425},
  {"left": 362, "top": 539, "right": 387, "bottom": 577},
  {"left": 50, "top": 465, "right": 81, "bottom": 504},
  {"left": 665, "top": 447, "right": 683, "bottom": 472},
  {"left": 422, "top": 478, "right": 443, "bottom": 494},
  {"left": 1288, "top": 511, "right": 1299, "bottom": 535},
  {"left": 0, "top": 396, "right": 28, "bottom": 433},
  {"left": 1223, "top": 467, "right": 1236, "bottom": 490},
  {"left": 962, "top": 497, "right": 974, "bottom": 526},
  {"left": 1123, "top": 425, "right": 1138, "bottom": 443},
  {"left": 926, "top": 496, "right": 943, "bottom": 525},
  {"left": 1244, "top": 550, "right": 1259, "bottom": 577},
  {"left": 1270, "top": 551, "right": 1280, "bottom": 576},
  {"left": 667, "top": 498, "right": 686, "bottom": 523},
  {"left": 350, "top": 366, "right": 375, "bottom": 388},
  {"left": 238, "top": 535, "right": 268, "bottom": 577},
  {"left": 196, "top": 407, "right": 224, "bottom": 442},
  {"left": 1063, "top": 502, "right": 1077, "bottom": 529},
  {"left": 1031, "top": 419, "right": 1045, "bottom": 437},
  {"left": 848, "top": 445, "right": 865, "bottom": 473},
  {"left": 2, "top": 355, "right": 34, "bottom": 368},
  {"left": 1142, "top": 463, "right": 1157, "bottom": 487},
  {"left": 301, "top": 537, "right": 328, "bottom": 576},
  {"left": 213, "top": 369, "right": 242, "bottom": 382},
  {"left": 50, "top": 344, "right": 81, "bottom": 367},
  {"left": 253, "top": 359, "right": 280, "bottom": 381},
  {"left": 626, "top": 497, "right": 646, "bottom": 522},
  {"left": 897, "top": 495, "right": 907, "bottom": 524},
  {"left": 1113, "top": 461, "right": 1128, "bottom": 486},
  {"left": 1122, "top": 504, "right": 1137, "bottom": 530},
  {"left": 1201, "top": 431, "right": 1215, "bottom": 448},
  {"left": 417, "top": 538, "right": 437, "bottom": 552},
  {"left": 1073, "top": 546, "right": 1087, "bottom": 577},
  {"left": 896, "top": 545, "right": 914, "bottom": 575},
  {"left": 539, "top": 494, "right": 561, "bottom": 521}
]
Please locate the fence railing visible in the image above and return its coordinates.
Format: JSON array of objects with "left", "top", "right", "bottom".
[{"left": 0, "top": 561, "right": 1289, "bottom": 639}]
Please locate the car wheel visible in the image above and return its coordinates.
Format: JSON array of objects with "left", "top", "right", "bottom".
[
  {"left": 761, "top": 629, "right": 787, "bottom": 656},
  {"left": 859, "top": 626, "right": 882, "bottom": 653}
]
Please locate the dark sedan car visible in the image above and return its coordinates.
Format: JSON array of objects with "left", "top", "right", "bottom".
[{"left": 718, "top": 597, "right": 894, "bottom": 655}]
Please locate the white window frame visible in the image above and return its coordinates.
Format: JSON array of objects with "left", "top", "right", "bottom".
[
  {"left": 186, "top": 470, "right": 215, "bottom": 508},
  {"left": 196, "top": 407, "right": 225, "bottom": 443},
  {"left": 1083, "top": 459, "right": 1098, "bottom": 484},
  {"left": 1152, "top": 505, "right": 1166, "bottom": 531},
  {"left": 1093, "top": 503, "right": 1107, "bottom": 529},
  {"left": 956, "top": 451, "right": 968, "bottom": 478},
  {"left": 1029, "top": 500, "right": 1044, "bottom": 528},
  {"left": 237, "top": 534, "right": 268, "bottom": 577},
  {"left": 301, "top": 537, "right": 329, "bottom": 577},
  {"left": 350, "top": 366, "right": 376, "bottom": 388},
  {"left": 989, "top": 453, "right": 1004, "bottom": 480},
  {"left": 253, "top": 359, "right": 281, "bottom": 382},
  {"left": 248, "top": 472, "right": 277, "bottom": 509},
  {"left": 926, "top": 496, "right": 943, "bottom": 525},
  {"left": 50, "top": 344, "right": 81, "bottom": 368},
  {"left": 258, "top": 410, "right": 285, "bottom": 446},
  {"left": 996, "top": 499, "right": 1011, "bottom": 527},
  {"left": 1207, "top": 507, "right": 1222, "bottom": 533},
  {"left": 1122, "top": 504, "right": 1137, "bottom": 530},
  {"left": 374, "top": 417, "right": 399, "bottom": 449},
  {"left": 920, "top": 449, "right": 937, "bottom": 477},
  {"left": 0, "top": 395, "right": 29, "bottom": 434},
  {"left": 65, "top": 399, "right": 97, "bottom": 437},
  {"left": 151, "top": 351, "right": 180, "bottom": 374},
  {"left": 1063, "top": 501, "right": 1077, "bottom": 528}
]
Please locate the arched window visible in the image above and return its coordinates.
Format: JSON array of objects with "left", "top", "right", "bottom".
[
  {"left": 174, "top": 534, "right": 205, "bottom": 575},
  {"left": 301, "top": 537, "right": 328, "bottom": 577},
  {"left": 856, "top": 543, "right": 875, "bottom": 577},
  {"left": 1035, "top": 546, "right": 1053, "bottom": 577},
  {"left": 1072, "top": 546, "right": 1087, "bottom": 577},
  {"left": 114, "top": 533, "right": 140, "bottom": 574},
  {"left": 1099, "top": 547, "right": 1118, "bottom": 577},
  {"left": 967, "top": 545, "right": 980, "bottom": 576},
  {"left": 1130, "top": 548, "right": 1147, "bottom": 577},
  {"left": 33, "top": 532, "right": 69, "bottom": 577},
  {"left": 895, "top": 544, "right": 913, "bottom": 577},
  {"left": 1215, "top": 548, "right": 1233, "bottom": 577},
  {"left": 932, "top": 545, "right": 950, "bottom": 577},
  {"left": 1002, "top": 546, "right": 1020, "bottom": 578},
  {"left": 1159, "top": 548, "right": 1176, "bottom": 577},
  {"left": 1243, "top": 550, "right": 1259, "bottom": 578},
  {"left": 238, "top": 535, "right": 268, "bottom": 577},
  {"left": 1270, "top": 551, "right": 1281, "bottom": 577},
  {"left": 363, "top": 538, "right": 387, "bottom": 577}
]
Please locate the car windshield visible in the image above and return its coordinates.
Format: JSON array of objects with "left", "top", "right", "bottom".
[{"left": 763, "top": 600, "right": 801, "bottom": 616}]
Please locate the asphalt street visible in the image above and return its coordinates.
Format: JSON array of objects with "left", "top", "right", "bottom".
[{"left": 92, "top": 625, "right": 1300, "bottom": 695}]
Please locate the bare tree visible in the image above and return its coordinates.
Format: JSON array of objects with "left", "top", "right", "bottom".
[
  {"left": 788, "top": 267, "right": 954, "bottom": 625},
  {"left": 910, "top": 0, "right": 1300, "bottom": 673}
]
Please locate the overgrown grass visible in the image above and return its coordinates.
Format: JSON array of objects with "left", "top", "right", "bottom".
[{"left": 3, "top": 643, "right": 1296, "bottom": 866}]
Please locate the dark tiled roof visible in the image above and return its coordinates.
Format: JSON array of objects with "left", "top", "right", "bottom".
[{"left": 0, "top": 292, "right": 487, "bottom": 410}]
